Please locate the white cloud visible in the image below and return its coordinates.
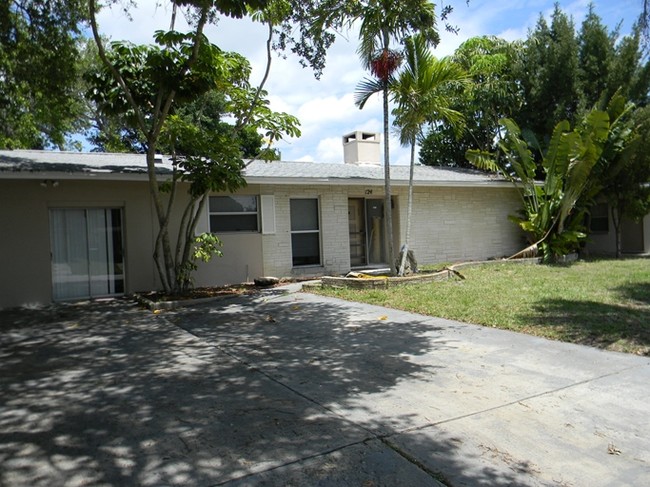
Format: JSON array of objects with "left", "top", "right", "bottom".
[
  {"left": 96, "top": 0, "right": 176, "bottom": 43},
  {"left": 498, "top": 27, "right": 530, "bottom": 42},
  {"left": 297, "top": 94, "right": 358, "bottom": 125},
  {"left": 315, "top": 137, "right": 345, "bottom": 162}
]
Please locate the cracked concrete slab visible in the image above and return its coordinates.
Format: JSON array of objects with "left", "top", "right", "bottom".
[
  {"left": 0, "top": 300, "right": 374, "bottom": 486},
  {"left": 1, "top": 287, "right": 648, "bottom": 486},
  {"left": 386, "top": 363, "right": 650, "bottom": 486},
  {"left": 221, "top": 439, "right": 445, "bottom": 487}
]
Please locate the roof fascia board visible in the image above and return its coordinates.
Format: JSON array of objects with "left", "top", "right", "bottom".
[
  {"left": 245, "top": 176, "right": 514, "bottom": 188},
  {"left": 0, "top": 172, "right": 167, "bottom": 182},
  {"left": 1, "top": 170, "right": 515, "bottom": 188}
]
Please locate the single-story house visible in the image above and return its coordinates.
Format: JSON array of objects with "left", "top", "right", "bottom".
[{"left": 1, "top": 130, "right": 641, "bottom": 309}]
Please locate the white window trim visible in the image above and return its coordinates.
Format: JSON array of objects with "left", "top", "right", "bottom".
[{"left": 290, "top": 197, "right": 322, "bottom": 267}]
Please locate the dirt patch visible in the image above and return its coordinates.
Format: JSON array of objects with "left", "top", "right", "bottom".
[
  {"left": 139, "top": 283, "right": 262, "bottom": 303},
  {"left": 134, "top": 278, "right": 315, "bottom": 311},
  {"left": 321, "top": 269, "right": 453, "bottom": 289},
  {"left": 320, "top": 258, "right": 541, "bottom": 290}
]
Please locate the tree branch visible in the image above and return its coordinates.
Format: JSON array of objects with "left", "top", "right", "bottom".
[
  {"left": 88, "top": 0, "right": 148, "bottom": 135},
  {"left": 151, "top": 6, "right": 209, "bottom": 146},
  {"left": 237, "top": 19, "right": 274, "bottom": 130}
]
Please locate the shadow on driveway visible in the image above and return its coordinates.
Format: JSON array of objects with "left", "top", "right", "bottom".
[
  {"left": 5, "top": 287, "right": 648, "bottom": 486},
  {"left": 0, "top": 295, "right": 469, "bottom": 486}
]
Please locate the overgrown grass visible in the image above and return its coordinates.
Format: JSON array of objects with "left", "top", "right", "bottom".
[{"left": 314, "top": 258, "right": 650, "bottom": 355}]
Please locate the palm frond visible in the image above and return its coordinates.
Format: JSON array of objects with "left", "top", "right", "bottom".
[
  {"left": 354, "top": 77, "right": 384, "bottom": 109},
  {"left": 391, "top": 33, "right": 468, "bottom": 149}
]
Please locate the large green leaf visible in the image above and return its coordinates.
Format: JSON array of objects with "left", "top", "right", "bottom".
[
  {"left": 498, "top": 118, "right": 536, "bottom": 181},
  {"left": 543, "top": 119, "right": 571, "bottom": 177},
  {"left": 466, "top": 149, "right": 500, "bottom": 172}
]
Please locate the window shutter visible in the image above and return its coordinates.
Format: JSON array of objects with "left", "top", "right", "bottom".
[{"left": 260, "top": 195, "right": 276, "bottom": 234}]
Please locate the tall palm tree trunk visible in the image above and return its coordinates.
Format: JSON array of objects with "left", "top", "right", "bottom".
[
  {"left": 383, "top": 85, "right": 395, "bottom": 274},
  {"left": 398, "top": 140, "right": 416, "bottom": 275}
]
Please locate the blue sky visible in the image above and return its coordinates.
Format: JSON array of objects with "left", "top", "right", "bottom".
[{"left": 96, "top": 0, "right": 645, "bottom": 164}]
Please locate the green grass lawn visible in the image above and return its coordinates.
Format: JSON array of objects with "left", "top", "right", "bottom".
[{"left": 314, "top": 258, "right": 650, "bottom": 355}]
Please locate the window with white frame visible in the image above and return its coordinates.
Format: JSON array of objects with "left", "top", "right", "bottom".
[
  {"left": 209, "top": 195, "right": 259, "bottom": 233},
  {"left": 290, "top": 198, "right": 321, "bottom": 266},
  {"left": 589, "top": 203, "right": 609, "bottom": 233}
]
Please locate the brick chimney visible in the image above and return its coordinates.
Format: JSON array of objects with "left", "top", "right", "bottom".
[{"left": 342, "top": 131, "right": 381, "bottom": 165}]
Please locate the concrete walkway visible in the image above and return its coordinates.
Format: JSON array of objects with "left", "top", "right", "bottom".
[{"left": 1, "top": 286, "right": 648, "bottom": 486}]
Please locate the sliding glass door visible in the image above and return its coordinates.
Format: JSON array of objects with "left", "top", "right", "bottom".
[{"left": 50, "top": 208, "right": 124, "bottom": 301}]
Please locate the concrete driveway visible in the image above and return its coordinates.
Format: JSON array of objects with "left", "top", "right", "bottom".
[{"left": 1, "top": 285, "right": 648, "bottom": 486}]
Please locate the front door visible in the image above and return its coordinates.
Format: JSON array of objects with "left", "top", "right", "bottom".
[
  {"left": 348, "top": 198, "right": 366, "bottom": 266},
  {"left": 348, "top": 198, "right": 388, "bottom": 267},
  {"left": 49, "top": 208, "right": 125, "bottom": 301},
  {"left": 365, "top": 199, "right": 387, "bottom": 264}
]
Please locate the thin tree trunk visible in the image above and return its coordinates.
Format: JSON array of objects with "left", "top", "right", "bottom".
[
  {"left": 170, "top": 3, "right": 177, "bottom": 30},
  {"left": 177, "top": 192, "right": 209, "bottom": 293},
  {"left": 175, "top": 198, "right": 197, "bottom": 279},
  {"left": 612, "top": 205, "right": 622, "bottom": 258},
  {"left": 383, "top": 85, "right": 395, "bottom": 274},
  {"left": 238, "top": 20, "right": 274, "bottom": 130},
  {"left": 147, "top": 145, "right": 174, "bottom": 292},
  {"left": 398, "top": 141, "right": 416, "bottom": 276}
]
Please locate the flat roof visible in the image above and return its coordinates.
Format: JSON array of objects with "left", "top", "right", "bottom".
[{"left": 0, "top": 150, "right": 508, "bottom": 187}]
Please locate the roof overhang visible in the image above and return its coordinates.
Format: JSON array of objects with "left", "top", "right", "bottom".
[
  {"left": 0, "top": 171, "right": 163, "bottom": 182},
  {"left": 244, "top": 175, "right": 514, "bottom": 188},
  {"left": 0, "top": 170, "right": 515, "bottom": 189}
]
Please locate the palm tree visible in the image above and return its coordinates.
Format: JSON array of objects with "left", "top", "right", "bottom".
[
  {"left": 352, "top": 0, "right": 440, "bottom": 274},
  {"left": 391, "top": 34, "right": 468, "bottom": 275}
]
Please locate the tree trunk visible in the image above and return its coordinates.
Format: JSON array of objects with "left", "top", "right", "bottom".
[
  {"left": 398, "top": 141, "right": 416, "bottom": 276},
  {"left": 612, "top": 205, "right": 622, "bottom": 258},
  {"left": 146, "top": 145, "right": 175, "bottom": 292},
  {"left": 177, "top": 193, "right": 209, "bottom": 293},
  {"left": 382, "top": 86, "right": 395, "bottom": 274}
]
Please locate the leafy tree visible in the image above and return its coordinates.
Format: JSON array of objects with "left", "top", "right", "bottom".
[
  {"left": 641, "top": 0, "right": 650, "bottom": 46},
  {"left": 421, "top": 5, "right": 650, "bottom": 169},
  {"left": 88, "top": 0, "right": 299, "bottom": 293},
  {"left": 0, "top": 0, "right": 89, "bottom": 149},
  {"left": 172, "top": 91, "right": 265, "bottom": 159},
  {"left": 586, "top": 96, "right": 650, "bottom": 257},
  {"left": 277, "top": 0, "right": 458, "bottom": 79},
  {"left": 606, "top": 22, "right": 650, "bottom": 107},
  {"left": 391, "top": 33, "right": 467, "bottom": 275},
  {"left": 419, "top": 36, "right": 523, "bottom": 167},
  {"left": 517, "top": 5, "right": 582, "bottom": 150},
  {"left": 578, "top": 4, "right": 614, "bottom": 108},
  {"left": 73, "top": 37, "right": 144, "bottom": 153},
  {"left": 608, "top": 105, "right": 650, "bottom": 250},
  {"left": 467, "top": 110, "right": 611, "bottom": 262}
]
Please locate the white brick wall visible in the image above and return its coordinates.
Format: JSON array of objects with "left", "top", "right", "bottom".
[
  {"left": 260, "top": 185, "right": 352, "bottom": 277},
  {"left": 393, "top": 186, "right": 524, "bottom": 263},
  {"left": 257, "top": 183, "right": 524, "bottom": 278}
]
